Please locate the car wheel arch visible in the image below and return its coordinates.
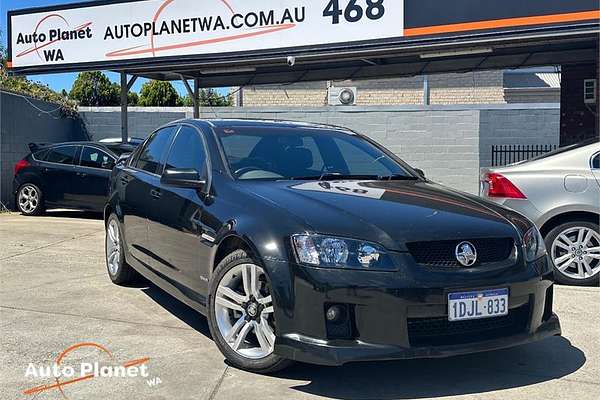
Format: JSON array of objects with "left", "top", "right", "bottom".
[
  {"left": 212, "top": 234, "right": 258, "bottom": 272},
  {"left": 17, "top": 176, "right": 45, "bottom": 193},
  {"left": 540, "top": 210, "right": 600, "bottom": 237}
]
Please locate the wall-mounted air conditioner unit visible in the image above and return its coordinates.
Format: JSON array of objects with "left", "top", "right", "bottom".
[{"left": 328, "top": 87, "right": 357, "bottom": 106}]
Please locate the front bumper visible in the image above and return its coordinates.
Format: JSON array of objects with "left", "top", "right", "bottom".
[{"left": 268, "top": 256, "right": 560, "bottom": 366}]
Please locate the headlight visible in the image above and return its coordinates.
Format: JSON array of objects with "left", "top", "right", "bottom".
[
  {"left": 292, "top": 234, "right": 395, "bottom": 270},
  {"left": 523, "top": 226, "right": 547, "bottom": 262}
]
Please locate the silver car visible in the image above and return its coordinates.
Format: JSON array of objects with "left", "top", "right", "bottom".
[{"left": 481, "top": 140, "right": 600, "bottom": 286}]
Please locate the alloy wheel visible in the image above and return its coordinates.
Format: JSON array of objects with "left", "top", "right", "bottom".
[
  {"left": 551, "top": 226, "right": 600, "bottom": 280},
  {"left": 18, "top": 185, "right": 39, "bottom": 214},
  {"left": 214, "top": 263, "right": 276, "bottom": 359},
  {"left": 106, "top": 219, "right": 121, "bottom": 276}
]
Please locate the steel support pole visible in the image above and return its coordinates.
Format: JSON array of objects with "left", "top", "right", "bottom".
[
  {"left": 120, "top": 72, "right": 128, "bottom": 144},
  {"left": 193, "top": 78, "right": 200, "bottom": 119},
  {"left": 423, "top": 75, "right": 430, "bottom": 105}
]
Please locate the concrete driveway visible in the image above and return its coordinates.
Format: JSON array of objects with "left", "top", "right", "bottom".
[{"left": 1, "top": 212, "right": 598, "bottom": 400}]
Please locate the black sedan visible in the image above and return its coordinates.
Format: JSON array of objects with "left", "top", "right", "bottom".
[
  {"left": 104, "top": 119, "right": 560, "bottom": 373},
  {"left": 13, "top": 142, "right": 130, "bottom": 214}
]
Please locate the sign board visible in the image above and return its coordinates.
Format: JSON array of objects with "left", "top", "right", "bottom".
[
  {"left": 8, "top": 0, "right": 403, "bottom": 69},
  {"left": 7, "top": 0, "right": 599, "bottom": 73}
]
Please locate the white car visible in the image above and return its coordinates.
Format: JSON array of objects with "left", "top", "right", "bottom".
[{"left": 481, "top": 140, "right": 600, "bottom": 286}]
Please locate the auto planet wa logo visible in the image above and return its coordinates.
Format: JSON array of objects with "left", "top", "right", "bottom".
[
  {"left": 15, "top": 14, "right": 93, "bottom": 62},
  {"left": 23, "top": 342, "right": 153, "bottom": 399}
]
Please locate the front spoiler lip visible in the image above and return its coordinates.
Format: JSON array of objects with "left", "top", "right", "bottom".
[{"left": 274, "top": 314, "right": 561, "bottom": 366}]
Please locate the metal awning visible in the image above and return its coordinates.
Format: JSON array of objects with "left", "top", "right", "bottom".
[{"left": 112, "top": 28, "right": 598, "bottom": 87}]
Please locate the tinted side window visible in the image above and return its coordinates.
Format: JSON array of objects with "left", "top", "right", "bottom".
[
  {"left": 165, "top": 126, "right": 207, "bottom": 175},
  {"left": 81, "top": 147, "right": 115, "bottom": 170},
  {"left": 592, "top": 153, "right": 600, "bottom": 169},
  {"left": 45, "top": 146, "right": 78, "bottom": 165},
  {"left": 33, "top": 149, "right": 49, "bottom": 161},
  {"left": 135, "top": 127, "right": 177, "bottom": 174}
]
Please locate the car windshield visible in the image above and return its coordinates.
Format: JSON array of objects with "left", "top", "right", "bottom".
[{"left": 216, "top": 126, "right": 416, "bottom": 181}]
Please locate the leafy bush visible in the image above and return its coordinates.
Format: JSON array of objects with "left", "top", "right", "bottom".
[{"left": 0, "top": 42, "right": 77, "bottom": 116}]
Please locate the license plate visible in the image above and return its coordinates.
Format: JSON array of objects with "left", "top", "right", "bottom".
[{"left": 448, "top": 288, "right": 508, "bottom": 321}]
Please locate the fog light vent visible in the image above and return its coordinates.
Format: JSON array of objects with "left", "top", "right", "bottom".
[
  {"left": 543, "top": 285, "right": 554, "bottom": 322},
  {"left": 325, "top": 303, "right": 354, "bottom": 340}
]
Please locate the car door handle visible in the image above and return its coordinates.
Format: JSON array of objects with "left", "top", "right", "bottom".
[
  {"left": 150, "top": 189, "right": 162, "bottom": 199},
  {"left": 76, "top": 172, "right": 87, "bottom": 178}
]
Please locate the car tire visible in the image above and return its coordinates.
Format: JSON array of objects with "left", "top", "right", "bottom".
[
  {"left": 105, "top": 214, "right": 137, "bottom": 285},
  {"left": 207, "top": 249, "right": 293, "bottom": 374},
  {"left": 16, "top": 183, "right": 45, "bottom": 215},
  {"left": 545, "top": 220, "right": 600, "bottom": 286}
]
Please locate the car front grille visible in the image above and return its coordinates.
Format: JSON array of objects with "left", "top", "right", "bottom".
[
  {"left": 407, "top": 304, "right": 530, "bottom": 347},
  {"left": 406, "top": 238, "right": 514, "bottom": 267}
]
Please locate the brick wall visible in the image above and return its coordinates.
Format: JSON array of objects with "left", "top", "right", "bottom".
[
  {"left": 237, "top": 71, "right": 507, "bottom": 106},
  {"left": 0, "top": 91, "right": 88, "bottom": 208},
  {"left": 77, "top": 104, "right": 559, "bottom": 194}
]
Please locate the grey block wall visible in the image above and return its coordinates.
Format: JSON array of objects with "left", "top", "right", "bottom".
[
  {"left": 479, "top": 104, "right": 560, "bottom": 168},
  {"left": 79, "top": 107, "right": 187, "bottom": 140},
  {"left": 76, "top": 104, "right": 560, "bottom": 194},
  {"left": 0, "top": 91, "right": 88, "bottom": 209}
]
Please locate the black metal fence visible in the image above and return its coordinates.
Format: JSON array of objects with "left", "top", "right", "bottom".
[{"left": 491, "top": 144, "right": 557, "bottom": 167}]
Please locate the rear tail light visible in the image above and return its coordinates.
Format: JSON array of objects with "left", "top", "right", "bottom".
[
  {"left": 14, "top": 159, "right": 31, "bottom": 175},
  {"left": 484, "top": 172, "right": 527, "bottom": 199}
]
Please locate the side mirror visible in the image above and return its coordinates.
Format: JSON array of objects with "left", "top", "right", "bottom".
[
  {"left": 161, "top": 168, "right": 206, "bottom": 190},
  {"left": 414, "top": 168, "right": 426, "bottom": 179},
  {"left": 116, "top": 153, "right": 131, "bottom": 165}
]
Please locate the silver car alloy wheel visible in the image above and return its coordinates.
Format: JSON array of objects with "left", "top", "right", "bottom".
[
  {"left": 214, "top": 263, "right": 276, "bottom": 359},
  {"left": 552, "top": 226, "right": 600, "bottom": 280},
  {"left": 106, "top": 219, "right": 121, "bottom": 276},
  {"left": 18, "top": 185, "right": 39, "bottom": 213}
]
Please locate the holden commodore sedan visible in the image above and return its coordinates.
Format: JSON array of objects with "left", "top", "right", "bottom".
[{"left": 104, "top": 119, "right": 560, "bottom": 373}]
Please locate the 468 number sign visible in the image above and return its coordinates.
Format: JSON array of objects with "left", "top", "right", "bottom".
[{"left": 323, "top": 0, "right": 385, "bottom": 24}]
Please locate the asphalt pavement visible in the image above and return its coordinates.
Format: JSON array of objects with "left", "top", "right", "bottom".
[{"left": 1, "top": 211, "right": 598, "bottom": 400}]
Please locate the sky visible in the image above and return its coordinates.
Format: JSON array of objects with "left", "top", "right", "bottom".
[{"left": 0, "top": 0, "right": 226, "bottom": 97}]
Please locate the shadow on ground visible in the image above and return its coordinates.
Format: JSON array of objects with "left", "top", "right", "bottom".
[
  {"left": 141, "top": 283, "right": 211, "bottom": 338},
  {"left": 139, "top": 279, "right": 585, "bottom": 399},
  {"left": 276, "top": 336, "right": 585, "bottom": 399}
]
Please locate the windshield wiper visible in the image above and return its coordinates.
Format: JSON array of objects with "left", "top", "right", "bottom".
[
  {"left": 290, "top": 173, "right": 380, "bottom": 181},
  {"left": 289, "top": 173, "right": 420, "bottom": 181},
  {"left": 376, "top": 174, "right": 419, "bottom": 181}
]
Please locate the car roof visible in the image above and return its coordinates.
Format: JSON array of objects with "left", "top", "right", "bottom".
[
  {"left": 29, "top": 141, "right": 118, "bottom": 155},
  {"left": 186, "top": 118, "right": 355, "bottom": 134}
]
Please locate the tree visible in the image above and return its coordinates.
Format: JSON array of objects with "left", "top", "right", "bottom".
[
  {"left": 0, "top": 33, "right": 77, "bottom": 114},
  {"left": 138, "top": 80, "right": 179, "bottom": 106},
  {"left": 128, "top": 91, "right": 139, "bottom": 106},
  {"left": 69, "top": 71, "right": 120, "bottom": 106},
  {"left": 179, "top": 88, "right": 232, "bottom": 107},
  {"left": 201, "top": 88, "right": 232, "bottom": 106}
]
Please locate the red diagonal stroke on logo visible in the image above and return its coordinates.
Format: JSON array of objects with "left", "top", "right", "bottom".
[
  {"left": 22, "top": 358, "right": 150, "bottom": 397},
  {"left": 16, "top": 21, "right": 92, "bottom": 58},
  {"left": 106, "top": 23, "right": 296, "bottom": 58},
  {"left": 34, "top": 13, "right": 68, "bottom": 60},
  {"left": 150, "top": 0, "right": 237, "bottom": 57}
]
